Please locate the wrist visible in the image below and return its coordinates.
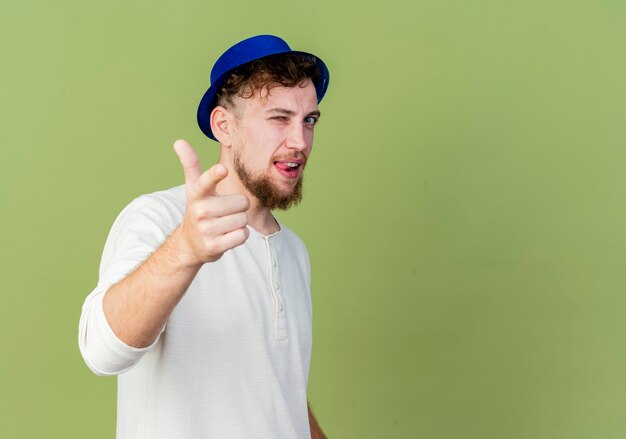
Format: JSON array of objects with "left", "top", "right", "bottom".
[{"left": 164, "top": 226, "right": 205, "bottom": 271}]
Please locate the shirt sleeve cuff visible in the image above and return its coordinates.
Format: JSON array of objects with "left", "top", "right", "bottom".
[{"left": 80, "top": 288, "right": 160, "bottom": 376}]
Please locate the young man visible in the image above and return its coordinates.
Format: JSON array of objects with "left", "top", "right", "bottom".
[{"left": 78, "top": 35, "right": 329, "bottom": 439}]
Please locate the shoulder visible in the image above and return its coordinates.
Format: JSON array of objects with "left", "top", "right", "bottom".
[
  {"left": 120, "top": 185, "right": 186, "bottom": 225},
  {"left": 137, "top": 185, "right": 186, "bottom": 216},
  {"left": 108, "top": 185, "right": 186, "bottom": 238},
  {"left": 278, "top": 223, "right": 305, "bottom": 245},
  {"left": 274, "top": 223, "right": 311, "bottom": 281},
  {"left": 141, "top": 185, "right": 186, "bottom": 221},
  {"left": 97, "top": 186, "right": 186, "bottom": 277},
  {"left": 276, "top": 223, "right": 309, "bottom": 256}
]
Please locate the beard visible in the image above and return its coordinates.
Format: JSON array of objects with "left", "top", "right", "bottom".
[{"left": 233, "top": 153, "right": 304, "bottom": 210}]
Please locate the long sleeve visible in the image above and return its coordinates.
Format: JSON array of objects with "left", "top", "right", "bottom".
[{"left": 78, "top": 193, "right": 180, "bottom": 375}]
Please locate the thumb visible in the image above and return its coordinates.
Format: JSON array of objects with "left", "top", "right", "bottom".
[{"left": 173, "top": 139, "right": 202, "bottom": 187}]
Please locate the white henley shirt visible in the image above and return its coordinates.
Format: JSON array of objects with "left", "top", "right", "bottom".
[{"left": 78, "top": 185, "right": 313, "bottom": 439}]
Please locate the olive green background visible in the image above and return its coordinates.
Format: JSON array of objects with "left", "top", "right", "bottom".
[{"left": 2, "top": 0, "right": 626, "bottom": 438}]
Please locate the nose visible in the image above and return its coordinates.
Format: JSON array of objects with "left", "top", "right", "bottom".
[{"left": 285, "top": 123, "right": 308, "bottom": 152}]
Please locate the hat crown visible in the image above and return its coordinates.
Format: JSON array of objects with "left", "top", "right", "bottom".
[{"left": 210, "top": 35, "right": 292, "bottom": 84}]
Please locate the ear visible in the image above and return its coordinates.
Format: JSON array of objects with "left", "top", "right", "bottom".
[{"left": 210, "top": 106, "right": 234, "bottom": 147}]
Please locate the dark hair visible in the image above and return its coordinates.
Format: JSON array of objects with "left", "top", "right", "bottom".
[{"left": 216, "top": 53, "right": 321, "bottom": 109}]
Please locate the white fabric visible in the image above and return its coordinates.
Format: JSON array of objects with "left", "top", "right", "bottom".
[{"left": 78, "top": 185, "right": 313, "bottom": 439}]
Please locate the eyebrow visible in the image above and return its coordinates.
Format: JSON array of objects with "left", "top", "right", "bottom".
[{"left": 266, "top": 108, "right": 321, "bottom": 118}]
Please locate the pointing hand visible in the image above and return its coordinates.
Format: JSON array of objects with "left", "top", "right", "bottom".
[{"left": 173, "top": 139, "right": 250, "bottom": 265}]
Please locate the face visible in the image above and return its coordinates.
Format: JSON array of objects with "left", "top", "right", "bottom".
[{"left": 228, "top": 80, "right": 320, "bottom": 210}]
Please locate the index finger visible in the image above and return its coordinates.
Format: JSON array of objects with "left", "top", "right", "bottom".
[{"left": 192, "top": 163, "right": 228, "bottom": 199}]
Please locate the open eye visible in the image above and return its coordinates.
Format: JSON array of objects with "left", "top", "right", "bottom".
[{"left": 304, "top": 116, "right": 318, "bottom": 125}]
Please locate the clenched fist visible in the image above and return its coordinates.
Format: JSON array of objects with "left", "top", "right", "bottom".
[{"left": 173, "top": 139, "right": 250, "bottom": 265}]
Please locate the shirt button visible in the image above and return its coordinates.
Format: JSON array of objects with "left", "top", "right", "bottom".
[
  {"left": 273, "top": 260, "right": 277, "bottom": 268},
  {"left": 275, "top": 283, "right": 281, "bottom": 290}
]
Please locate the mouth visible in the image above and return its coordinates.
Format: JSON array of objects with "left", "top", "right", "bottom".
[{"left": 273, "top": 159, "right": 304, "bottom": 179}]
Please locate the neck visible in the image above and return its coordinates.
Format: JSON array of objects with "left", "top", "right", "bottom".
[
  {"left": 214, "top": 158, "right": 280, "bottom": 236},
  {"left": 247, "top": 207, "right": 280, "bottom": 236}
]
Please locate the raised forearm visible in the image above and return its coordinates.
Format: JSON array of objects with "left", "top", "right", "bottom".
[
  {"left": 102, "top": 141, "right": 250, "bottom": 349},
  {"left": 103, "top": 227, "right": 202, "bottom": 348}
]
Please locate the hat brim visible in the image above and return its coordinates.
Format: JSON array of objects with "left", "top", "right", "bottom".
[{"left": 197, "top": 51, "right": 329, "bottom": 141}]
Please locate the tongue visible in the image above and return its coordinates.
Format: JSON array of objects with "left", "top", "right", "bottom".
[{"left": 275, "top": 162, "right": 293, "bottom": 171}]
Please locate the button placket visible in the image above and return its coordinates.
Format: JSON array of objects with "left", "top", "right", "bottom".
[
  {"left": 270, "top": 242, "right": 288, "bottom": 340},
  {"left": 265, "top": 237, "right": 288, "bottom": 341}
]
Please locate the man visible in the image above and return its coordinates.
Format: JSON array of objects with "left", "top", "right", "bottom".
[{"left": 78, "top": 35, "right": 329, "bottom": 439}]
